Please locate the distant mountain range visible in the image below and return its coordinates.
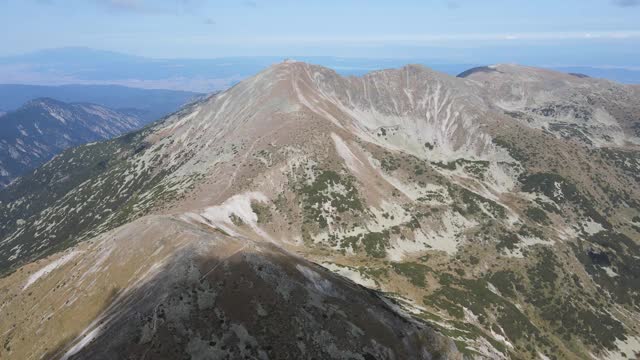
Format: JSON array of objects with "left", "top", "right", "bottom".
[
  {"left": 0, "top": 98, "right": 151, "bottom": 187},
  {"left": 0, "top": 84, "right": 202, "bottom": 122},
  {"left": 2, "top": 47, "right": 639, "bottom": 93}
]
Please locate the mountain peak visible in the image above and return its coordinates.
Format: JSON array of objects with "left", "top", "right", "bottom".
[
  {"left": 1, "top": 60, "right": 640, "bottom": 360},
  {"left": 460, "top": 63, "right": 609, "bottom": 83},
  {"left": 266, "top": 59, "right": 338, "bottom": 76}
]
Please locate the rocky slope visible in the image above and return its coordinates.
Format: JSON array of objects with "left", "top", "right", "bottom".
[
  {"left": 0, "top": 98, "right": 148, "bottom": 186},
  {"left": 460, "top": 64, "right": 640, "bottom": 147},
  {"left": 0, "top": 62, "right": 639, "bottom": 359},
  {"left": 0, "top": 215, "right": 456, "bottom": 360}
]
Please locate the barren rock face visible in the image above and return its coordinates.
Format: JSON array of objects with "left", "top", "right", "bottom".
[
  {"left": 463, "top": 64, "right": 640, "bottom": 147},
  {"left": 1, "top": 62, "right": 639, "bottom": 359}
]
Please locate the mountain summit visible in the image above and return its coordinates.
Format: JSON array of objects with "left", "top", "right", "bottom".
[{"left": 0, "top": 62, "right": 639, "bottom": 359}]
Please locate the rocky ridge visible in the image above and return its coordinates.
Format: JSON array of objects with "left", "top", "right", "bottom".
[{"left": 0, "top": 62, "right": 639, "bottom": 359}]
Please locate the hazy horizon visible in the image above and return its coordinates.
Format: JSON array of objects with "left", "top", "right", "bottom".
[
  {"left": 1, "top": 0, "right": 639, "bottom": 63},
  {"left": 2, "top": 46, "right": 640, "bottom": 93},
  {"left": 1, "top": 0, "right": 640, "bottom": 91}
]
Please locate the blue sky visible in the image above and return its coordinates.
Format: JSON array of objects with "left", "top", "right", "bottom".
[{"left": 1, "top": 0, "right": 639, "bottom": 66}]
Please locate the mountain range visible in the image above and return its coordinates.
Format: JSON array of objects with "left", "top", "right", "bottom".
[
  {"left": 2, "top": 47, "right": 640, "bottom": 93},
  {"left": 0, "top": 84, "right": 202, "bottom": 121},
  {"left": 0, "top": 62, "right": 639, "bottom": 359},
  {"left": 0, "top": 98, "right": 151, "bottom": 187}
]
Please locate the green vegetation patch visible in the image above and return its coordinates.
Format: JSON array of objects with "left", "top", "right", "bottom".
[
  {"left": 425, "top": 275, "right": 543, "bottom": 346},
  {"left": 362, "top": 231, "right": 390, "bottom": 258},
  {"left": 358, "top": 266, "right": 389, "bottom": 280},
  {"left": 251, "top": 202, "right": 272, "bottom": 224},
  {"left": 572, "top": 230, "right": 640, "bottom": 306},
  {"left": 525, "top": 206, "right": 550, "bottom": 224},
  {"left": 496, "top": 232, "right": 520, "bottom": 252},
  {"left": 433, "top": 159, "right": 490, "bottom": 179},
  {"left": 518, "top": 224, "right": 545, "bottom": 239},
  {"left": 298, "top": 170, "right": 364, "bottom": 228},
  {"left": 597, "top": 148, "right": 640, "bottom": 182},
  {"left": 520, "top": 172, "right": 610, "bottom": 228},
  {"left": 526, "top": 247, "right": 626, "bottom": 349},
  {"left": 526, "top": 248, "right": 560, "bottom": 291},
  {"left": 493, "top": 137, "right": 530, "bottom": 162},
  {"left": 380, "top": 156, "right": 400, "bottom": 172},
  {"left": 520, "top": 173, "right": 578, "bottom": 204},
  {"left": 487, "top": 271, "right": 525, "bottom": 299},
  {"left": 454, "top": 187, "right": 506, "bottom": 219},
  {"left": 229, "top": 214, "right": 244, "bottom": 227},
  {"left": 340, "top": 230, "right": 391, "bottom": 258},
  {"left": 392, "top": 262, "right": 432, "bottom": 287}
]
